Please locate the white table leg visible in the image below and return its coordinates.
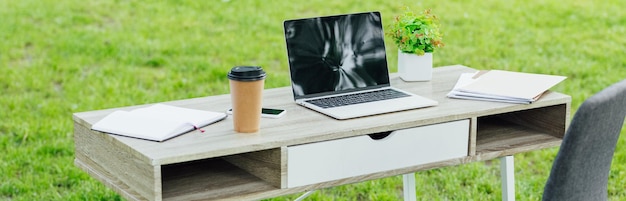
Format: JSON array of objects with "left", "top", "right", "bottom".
[
  {"left": 403, "top": 173, "right": 417, "bottom": 201},
  {"left": 294, "top": 190, "right": 315, "bottom": 201},
  {"left": 297, "top": 162, "right": 512, "bottom": 201},
  {"left": 500, "top": 156, "right": 515, "bottom": 201}
]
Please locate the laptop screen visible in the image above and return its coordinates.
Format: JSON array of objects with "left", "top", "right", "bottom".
[{"left": 284, "top": 11, "right": 391, "bottom": 99}]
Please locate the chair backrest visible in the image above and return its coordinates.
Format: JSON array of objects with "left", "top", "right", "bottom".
[{"left": 543, "top": 79, "right": 626, "bottom": 201}]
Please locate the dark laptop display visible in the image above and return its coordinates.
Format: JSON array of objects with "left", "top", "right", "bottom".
[
  {"left": 283, "top": 11, "right": 438, "bottom": 119},
  {"left": 284, "top": 11, "right": 390, "bottom": 99}
]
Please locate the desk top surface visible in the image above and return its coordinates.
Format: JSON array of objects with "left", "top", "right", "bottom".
[{"left": 73, "top": 65, "right": 571, "bottom": 165}]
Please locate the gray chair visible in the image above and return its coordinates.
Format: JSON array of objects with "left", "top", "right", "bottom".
[{"left": 543, "top": 79, "right": 626, "bottom": 201}]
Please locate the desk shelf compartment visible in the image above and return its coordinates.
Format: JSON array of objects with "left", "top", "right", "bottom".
[
  {"left": 160, "top": 157, "right": 280, "bottom": 201},
  {"left": 72, "top": 65, "right": 572, "bottom": 201},
  {"left": 74, "top": 123, "right": 282, "bottom": 201},
  {"left": 473, "top": 104, "right": 569, "bottom": 157}
]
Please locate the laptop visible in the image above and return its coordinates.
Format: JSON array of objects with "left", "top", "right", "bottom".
[{"left": 283, "top": 11, "right": 438, "bottom": 119}]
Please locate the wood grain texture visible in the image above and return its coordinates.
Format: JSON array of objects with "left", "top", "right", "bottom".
[
  {"left": 223, "top": 148, "right": 285, "bottom": 188},
  {"left": 73, "top": 65, "right": 572, "bottom": 201},
  {"left": 160, "top": 158, "right": 278, "bottom": 201},
  {"left": 75, "top": 155, "right": 145, "bottom": 201},
  {"left": 74, "top": 123, "right": 159, "bottom": 201},
  {"left": 469, "top": 117, "right": 478, "bottom": 156},
  {"left": 73, "top": 65, "right": 571, "bottom": 166},
  {"left": 475, "top": 116, "right": 563, "bottom": 156},
  {"left": 488, "top": 104, "right": 568, "bottom": 138}
]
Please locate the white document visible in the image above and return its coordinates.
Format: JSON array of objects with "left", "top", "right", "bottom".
[
  {"left": 92, "top": 104, "right": 227, "bottom": 142},
  {"left": 447, "top": 70, "right": 566, "bottom": 104}
]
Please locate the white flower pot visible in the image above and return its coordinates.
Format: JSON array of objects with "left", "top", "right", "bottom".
[{"left": 397, "top": 50, "right": 433, "bottom": 81}]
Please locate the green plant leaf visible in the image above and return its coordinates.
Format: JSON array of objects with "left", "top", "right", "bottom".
[{"left": 387, "top": 8, "right": 443, "bottom": 54}]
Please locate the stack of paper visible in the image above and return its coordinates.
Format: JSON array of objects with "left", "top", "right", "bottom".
[
  {"left": 92, "top": 104, "right": 227, "bottom": 142},
  {"left": 447, "top": 70, "right": 566, "bottom": 104}
]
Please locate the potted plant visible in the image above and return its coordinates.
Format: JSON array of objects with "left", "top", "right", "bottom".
[{"left": 387, "top": 8, "right": 444, "bottom": 81}]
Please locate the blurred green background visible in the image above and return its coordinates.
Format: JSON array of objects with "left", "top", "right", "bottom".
[{"left": 1, "top": 0, "right": 625, "bottom": 200}]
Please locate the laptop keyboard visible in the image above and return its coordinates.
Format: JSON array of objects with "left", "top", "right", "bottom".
[{"left": 306, "top": 89, "right": 410, "bottom": 108}]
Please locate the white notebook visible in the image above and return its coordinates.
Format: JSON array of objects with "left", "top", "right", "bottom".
[
  {"left": 448, "top": 70, "right": 566, "bottom": 104},
  {"left": 92, "top": 104, "right": 227, "bottom": 142}
]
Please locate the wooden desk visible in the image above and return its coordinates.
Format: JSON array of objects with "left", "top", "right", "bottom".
[{"left": 73, "top": 65, "right": 571, "bottom": 201}]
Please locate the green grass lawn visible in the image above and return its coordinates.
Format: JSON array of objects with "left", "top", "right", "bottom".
[{"left": 2, "top": 0, "right": 625, "bottom": 200}]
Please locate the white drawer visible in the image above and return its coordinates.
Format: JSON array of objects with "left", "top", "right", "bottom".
[{"left": 286, "top": 119, "right": 469, "bottom": 188}]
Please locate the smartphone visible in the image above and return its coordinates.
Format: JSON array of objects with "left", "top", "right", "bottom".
[{"left": 227, "top": 108, "right": 286, "bottom": 119}]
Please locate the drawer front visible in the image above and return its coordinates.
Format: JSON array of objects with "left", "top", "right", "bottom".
[{"left": 286, "top": 119, "right": 469, "bottom": 188}]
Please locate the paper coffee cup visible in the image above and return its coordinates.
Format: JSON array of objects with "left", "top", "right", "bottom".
[{"left": 228, "top": 66, "right": 266, "bottom": 133}]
